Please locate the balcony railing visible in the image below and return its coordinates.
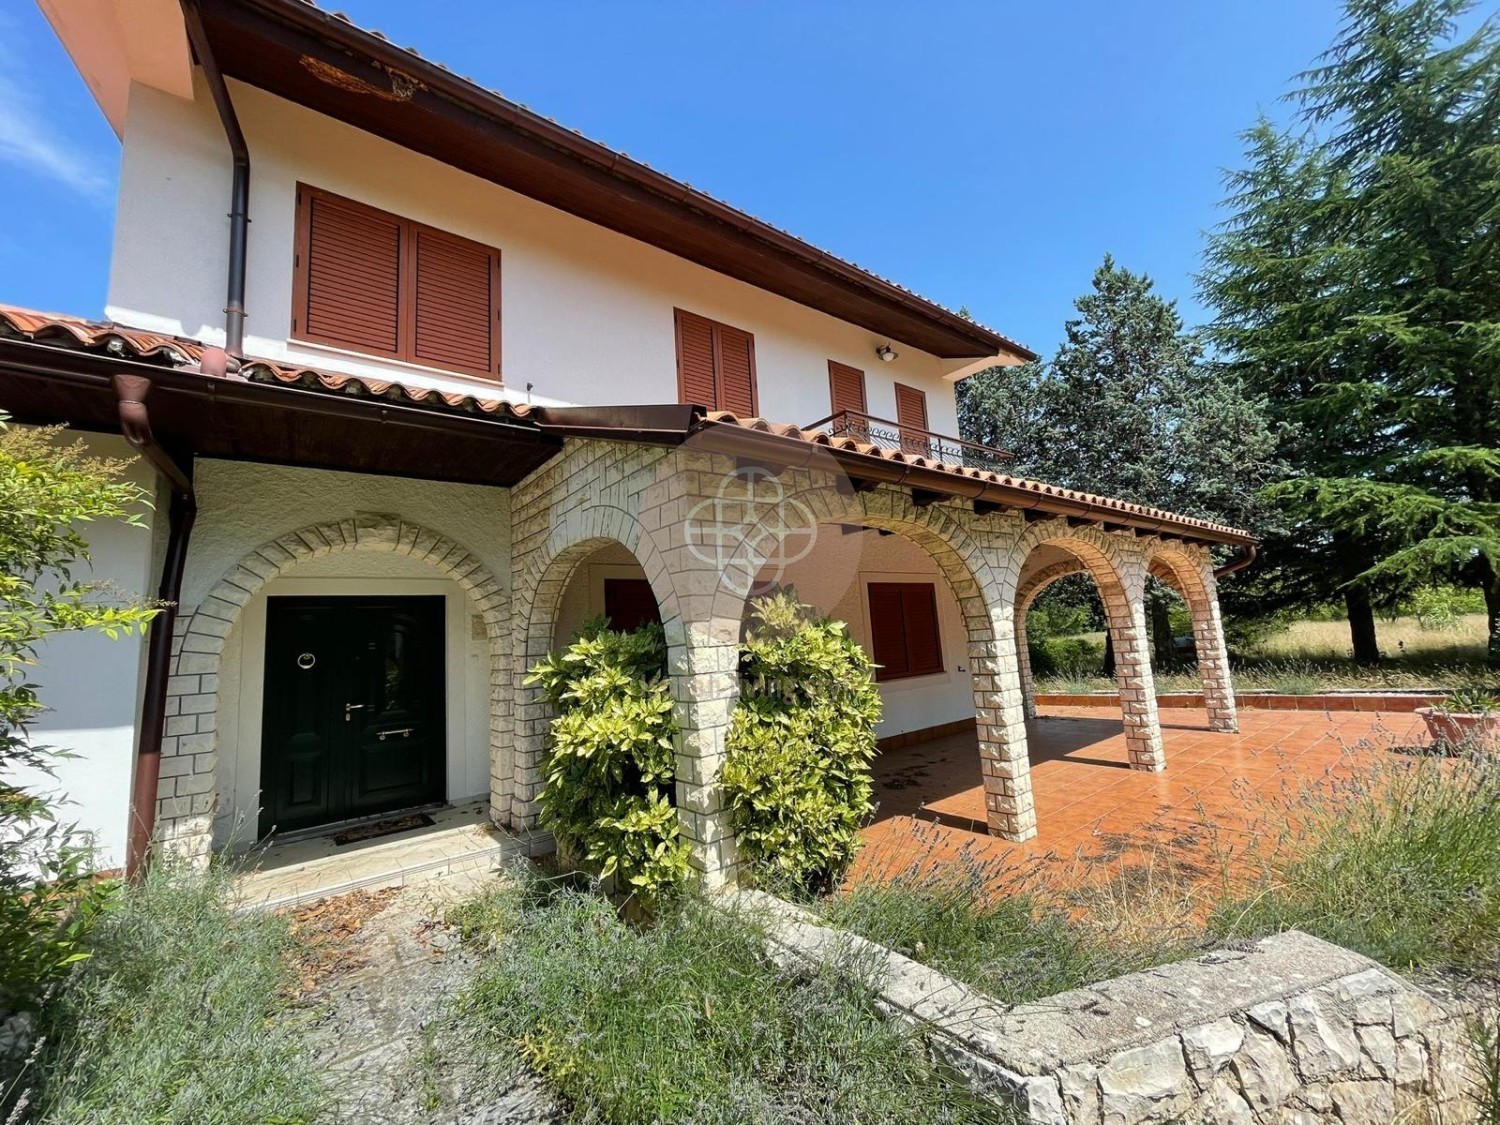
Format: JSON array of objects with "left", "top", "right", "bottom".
[{"left": 802, "top": 409, "right": 1014, "bottom": 473}]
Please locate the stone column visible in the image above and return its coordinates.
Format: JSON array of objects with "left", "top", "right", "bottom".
[
  {"left": 1102, "top": 572, "right": 1167, "bottom": 772},
  {"left": 972, "top": 613, "right": 1038, "bottom": 841},
  {"left": 1192, "top": 568, "right": 1239, "bottom": 733},
  {"left": 1015, "top": 610, "right": 1038, "bottom": 721},
  {"left": 667, "top": 627, "right": 741, "bottom": 888}
]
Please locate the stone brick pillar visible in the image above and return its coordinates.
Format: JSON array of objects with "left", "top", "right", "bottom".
[
  {"left": 667, "top": 627, "right": 741, "bottom": 888},
  {"left": 1193, "top": 569, "right": 1239, "bottom": 733},
  {"left": 1102, "top": 569, "right": 1167, "bottom": 771},
  {"left": 972, "top": 613, "right": 1038, "bottom": 841},
  {"left": 1015, "top": 612, "right": 1038, "bottom": 721}
]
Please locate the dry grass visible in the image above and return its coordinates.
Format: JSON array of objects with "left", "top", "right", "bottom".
[
  {"left": 1260, "top": 614, "right": 1490, "bottom": 663},
  {"left": 1035, "top": 613, "right": 1492, "bottom": 694}
]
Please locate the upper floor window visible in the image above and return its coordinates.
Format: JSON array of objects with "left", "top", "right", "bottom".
[
  {"left": 674, "top": 308, "right": 757, "bottom": 415},
  {"left": 828, "top": 360, "right": 867, "bottom": 415},
  {"left": 292, "top": 184, "right": 502, "bottom": 381},
  {"left": 894, "top": 382, "right": 930, "bottom": 455}
]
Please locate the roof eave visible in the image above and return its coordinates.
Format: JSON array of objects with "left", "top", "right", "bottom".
[{"left": 202, "top": 0, "right": 1034, "bottom": 363}]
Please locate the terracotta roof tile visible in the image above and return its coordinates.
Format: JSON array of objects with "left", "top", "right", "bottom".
[
  {"left": 700, "top": 410, "right": 1253, "bottom": 542},
  {"left": 0, "top": 305, "right": 532, "bottom": 421}
]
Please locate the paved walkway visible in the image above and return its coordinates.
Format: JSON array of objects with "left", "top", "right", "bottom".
[
  {"left": 852, "top": 705, "right": 1427, "bottom": 898},
  {"left": 291, "top": 871, "right": 560, "bottom": 1124}
]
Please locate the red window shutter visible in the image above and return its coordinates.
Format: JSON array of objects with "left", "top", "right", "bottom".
[
  {"left": 300, "top": 191, "right": 403, "bottom": 355},
  {"left": 603, "top": 578, "right": 662, "bottom": 633},
  {"left": 410, "top": 227, "right": 500, "bottom": 377},
  {"left": 868, "top": 582, "right": 942, "bottom": 681},
  {"left": 828, "top": 361, "right": 867, "bottom": 415},
  {"left": 716, "top": 324, "right": 757, "bottom": 416},
  {"left": 894, "top": 383, "right": 931, "bottom": 456},
  {"left": 676, "top": 310, "right": 718, "bottom": 407},
  {"left": 867, "top": 583, "right": 910, "bottom": 680},
  {"left": 675, "top": 309, "right": 757, "bottom": 414},
  {"left": 901, "top": 584, "right": 943, "bottom": 676}
]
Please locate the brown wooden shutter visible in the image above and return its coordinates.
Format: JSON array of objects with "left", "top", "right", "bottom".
[
  {"left": 410, "top": 227, "right": 500, "bottom": 376},
  {"left": 297, "top": 190, "right": 403, "bottom": 355},
  {"left": 676, "top": 309, "right": 718, "bottom": 406},
  {"left": 901, "top": 584, "right": 943, "bottom": 676},
  {"left": 867, "top": 583, "right": 910, "bottom": 680},
  {"left": 868, "top": 582, "right": 942, "bottom": 681},
  {"left": 675, "top": 309, "right": 757, "bottom": 414},
  {"left": 603, "top": 578, "right": 662, "bottom": 633},
  {"left": 716, "top": 324, "right": 757, "bottom": 416},
  {"left": 894, "top": 383, "right": 931, "bottom": 456},
  {"left": 828, "top": 361, "right": 867, "bottom": 415},
  {"left": 293, "top": 184, "right": 504, "bottom": 380}
]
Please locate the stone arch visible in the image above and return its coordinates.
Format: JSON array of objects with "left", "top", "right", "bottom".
[
  {"left": 1145, "top": 541, "right": 1238, "bottom": 732},
  {"left": 156, "top": 513, "right": 508, "bottom": 862},
  {"left": 505, "top": 504, "right": 680, "bottom": 830},
  {"left": 715, "top": 479, "right": 1037, "bottom": 842},
  {"left": 1007, "top": 519, "right": 1165, "bottom": 771},
  {"left": 1013, "top": 557, "right": 1090, "bottom": 719}
]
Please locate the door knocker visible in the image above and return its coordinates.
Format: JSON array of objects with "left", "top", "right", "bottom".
[{"left": 296, "top": 652, "right": 316, "bottom": 670}]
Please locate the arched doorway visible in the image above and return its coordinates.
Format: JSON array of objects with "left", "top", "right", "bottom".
[{"left": 158, "top": 514, "right": 507, "bottom": 861}]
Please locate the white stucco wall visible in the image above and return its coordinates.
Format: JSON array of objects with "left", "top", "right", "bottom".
[
  {"left": 775, "top": 526, "right": 975, "bottom": 739},
  {"left": 180, "top": 459, "right": 509, "bottom": 849},
  {"left": 107, "top": 77, "right": 969, "bottom": 433},
  {"left": 23, "top": 433, "right": 156, "bottom": 869},
  {"left": 181, "top": 459, "right": 511, "bottom": 610}
]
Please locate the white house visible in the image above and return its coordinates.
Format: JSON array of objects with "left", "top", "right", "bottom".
[{"left": 3, "top": 0, "right": 1251, "bottom": 887}]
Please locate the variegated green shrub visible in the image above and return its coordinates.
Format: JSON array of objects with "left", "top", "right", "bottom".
[
  {"left": 525, "top": 620, "right": 691, "bottom": 898},
  {"left": 722, "top": 590, "right": 882, "bottom": 894}
]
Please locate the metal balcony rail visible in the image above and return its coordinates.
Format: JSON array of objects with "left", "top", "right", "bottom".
[{"left": 802, "top": 409, "right": 1015, "bottom": 473}]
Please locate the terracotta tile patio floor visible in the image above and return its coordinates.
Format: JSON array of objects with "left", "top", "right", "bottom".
[{"left": 850, "top": 705, "right": 1428, "bottom": 897}]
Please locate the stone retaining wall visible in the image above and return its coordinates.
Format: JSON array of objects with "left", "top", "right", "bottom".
[{"left": 737, "top": 892, "right": 1482, "bottom": 1124}]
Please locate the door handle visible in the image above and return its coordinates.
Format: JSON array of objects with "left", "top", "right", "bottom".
[
  {"left": 377, "top": 727, "right": 416, "bottom": 741},
  {"left": 344, "top": 702, "right": 365, "bottom": 722}
]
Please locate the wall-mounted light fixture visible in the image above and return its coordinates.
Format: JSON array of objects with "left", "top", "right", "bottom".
[{"left": 875, "top": 343, "right": 898, "bottom": 363}]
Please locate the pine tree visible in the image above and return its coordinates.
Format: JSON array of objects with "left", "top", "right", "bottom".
[
  {"left": 1202, "top": 0, "right": 1500, "bottom": 665},
  {"left": 960, "top": 256, "right": 1284, "bottom": 666}
]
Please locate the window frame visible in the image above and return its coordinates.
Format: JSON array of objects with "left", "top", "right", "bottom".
[
  {"left": 673, "top": 307, "right": 758, "bottom": 414},
  {"left": 291, "top": 183, "right": 503, "bottom": 382},
  {"left": 866, "top": 580, "right": 945, "bottom": 683}
]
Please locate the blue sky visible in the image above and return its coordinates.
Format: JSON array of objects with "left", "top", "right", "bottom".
[{"left": 0, "top": 0, "right": 1351, "bottom": 358}]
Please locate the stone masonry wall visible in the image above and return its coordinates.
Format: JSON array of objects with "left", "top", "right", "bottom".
[
  {"left": 743, "top": 892, "right": 1481, "bottom": 1125},
  {"left": 1013, "top": 542, "right": 1238, "bottom": 734}
]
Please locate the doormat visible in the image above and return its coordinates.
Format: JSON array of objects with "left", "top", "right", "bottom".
[{"left": 331, "top": 813, "right": 436, "bottom": 846}]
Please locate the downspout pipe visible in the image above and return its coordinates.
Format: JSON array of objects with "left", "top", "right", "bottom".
[
  {"left": 1213, "top": 543, "right": 1258, "bottom": 580},
  {"left": 181, "top": 0, "right": 249, "bottom": 364},
  {"left": 115, "top": 374, "right": 197, "bottom": 880}
]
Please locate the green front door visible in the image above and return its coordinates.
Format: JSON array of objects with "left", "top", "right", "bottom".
[{"left": 259, "top": 596, "right": 446, "bottom": 836}]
